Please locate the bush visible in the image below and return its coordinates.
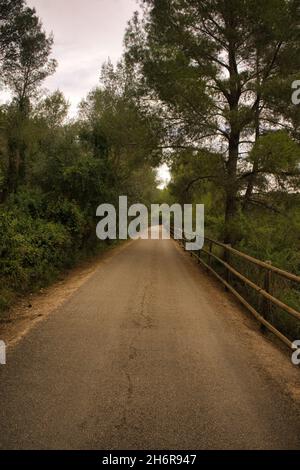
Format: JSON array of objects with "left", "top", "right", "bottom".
[{"left": 0, "top": 207, "right": 73, "bottom": 307}]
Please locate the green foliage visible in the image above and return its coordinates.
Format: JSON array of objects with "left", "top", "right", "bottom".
[
  {"left": 0, "top": 205, "right": 71, "bottom": 308},
  {"left": 248, "top": 132, "right": 300, "bottom": 189},
  {"left": 237, "top": 203, "right": 300, "bottom": 274},
  {"left": 125, "top": 0, "right": 300, "bottom": 242},
  {"left": 1, "top": 0, "right": 300, "bottom": 344},
  {"left": 0, "top": 47, "right": 160, "bottom": 313},
  {"left": 1, "top": 1, "right": 57, "bottom": 103}
]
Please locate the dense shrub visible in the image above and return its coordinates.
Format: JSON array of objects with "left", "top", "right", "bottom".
[{"left": 0, "top": 206, "right": 73, "bottom": 308}]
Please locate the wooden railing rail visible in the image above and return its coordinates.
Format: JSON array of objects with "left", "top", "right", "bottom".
[{"left": 169, "top": 226, "right": 300, "bottom": 349}]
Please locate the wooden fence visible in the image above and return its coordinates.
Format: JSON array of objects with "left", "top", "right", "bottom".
[{"left": 170, "top": 226, "right": 300, "bottom": 349}]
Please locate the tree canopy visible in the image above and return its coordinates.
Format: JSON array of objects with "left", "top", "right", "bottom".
[
  {"left": 1, "top": 0, "right": 300, "bottom": 313},
  {"left": 125, "top": 0, "right": 300, "bottom": 242}
]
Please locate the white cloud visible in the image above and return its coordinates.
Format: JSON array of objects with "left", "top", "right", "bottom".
[{"left": 25, "top": 0, "right": 139, "bottom": 115}]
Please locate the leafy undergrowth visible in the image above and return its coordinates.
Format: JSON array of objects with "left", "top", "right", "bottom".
[{"left": 0, "top": 191, "right": 115, "bottom": 315}]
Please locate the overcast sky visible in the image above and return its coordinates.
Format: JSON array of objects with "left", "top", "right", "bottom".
[
  {"left": 3, "top": 0, "right": 170, "bottom": 186},
  {"left": 25, "top": 0, "right": 138, "bottom": 115}
]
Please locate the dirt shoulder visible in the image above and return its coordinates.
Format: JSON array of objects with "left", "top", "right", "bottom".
[{"left": 0, "top": 241, "right": 132, "bottom": 348}]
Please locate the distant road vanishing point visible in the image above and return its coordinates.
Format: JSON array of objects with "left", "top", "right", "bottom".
[{"left": 0, "top": 230, "right": 299, "bottom": 449}]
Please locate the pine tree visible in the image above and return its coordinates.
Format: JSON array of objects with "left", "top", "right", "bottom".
[{"left": 125, "top": 0, "right": 300, "bottom": 242}]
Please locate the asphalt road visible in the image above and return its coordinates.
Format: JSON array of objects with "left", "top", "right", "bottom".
[{"left": 0, "top": 232, "right": 300, "bottom": 449}]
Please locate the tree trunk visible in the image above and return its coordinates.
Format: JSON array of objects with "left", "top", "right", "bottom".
[
  {"left": 223, "top": 14, "right": 241, "bottom": 244},
  {"left": 243, "top": 51, "right": 261, "bottom": 210},
  {"left": 242, "top": 109, "right": 260, "bottom": 210},
  {"left": 224, "top": 132, "right": 240, "bottom": 244}
]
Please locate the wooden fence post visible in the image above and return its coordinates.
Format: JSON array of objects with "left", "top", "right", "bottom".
[
  {"left": 261, "top": 261, "right": 272, "bottom": 332},
  {"left": 224, "top": 244, "right": 231, "bottom": 290},
  {"left": 207, "top": 240, "right": 213, "bottom": 271}
]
